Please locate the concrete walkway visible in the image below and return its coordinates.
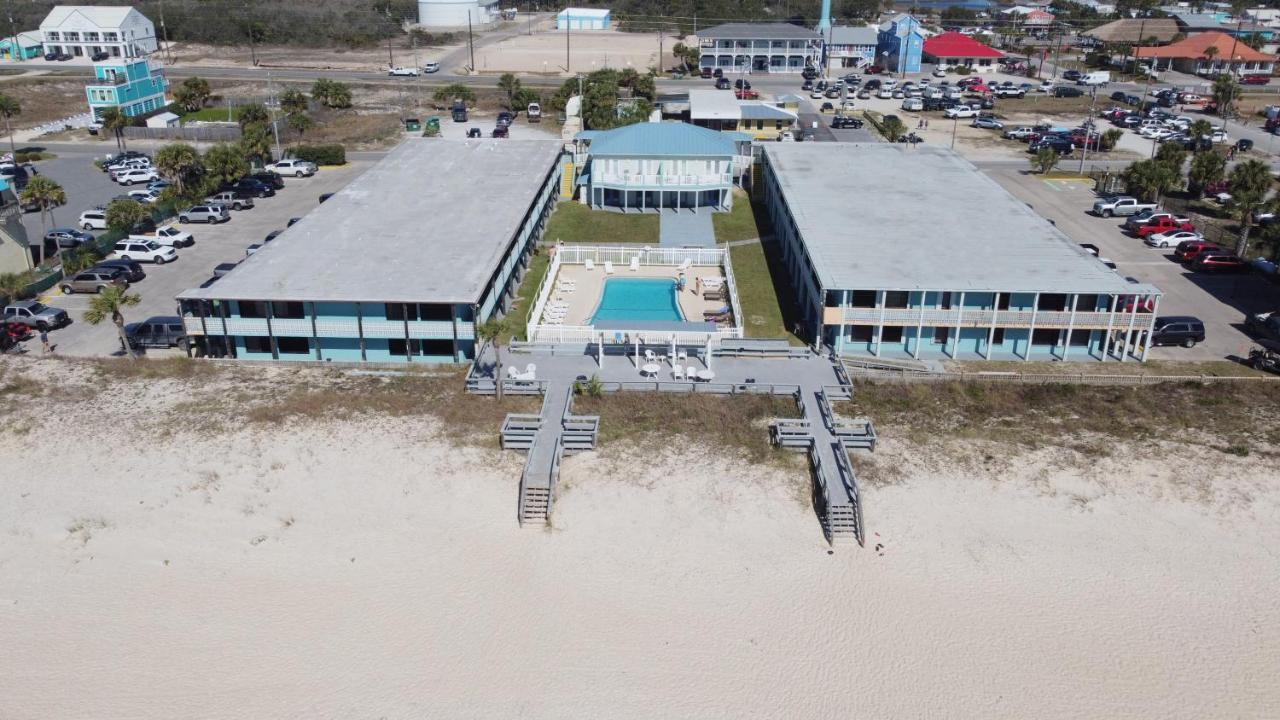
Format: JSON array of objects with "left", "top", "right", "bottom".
[{"left": 659, "top": 207, "right": 715, "bottom": 248}]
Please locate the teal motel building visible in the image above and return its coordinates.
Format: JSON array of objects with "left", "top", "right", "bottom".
[
  {"left": 176, "top": 138, "right": 562, "bottom": 363},
  {"left": 760, "top": 143, "right": 1163, "bottom": 362}
]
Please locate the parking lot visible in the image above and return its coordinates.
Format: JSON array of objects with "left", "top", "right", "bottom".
[
  {"left": 32, "top": 161, "right": 370, "bottom": 357},
  {"left": 985, "top": 167, "right": 1279, "bottom": 361}
]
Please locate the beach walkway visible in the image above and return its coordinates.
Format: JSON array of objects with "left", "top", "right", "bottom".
[{"left": 475, "top": 339, "right": 876, "bottom": 545}]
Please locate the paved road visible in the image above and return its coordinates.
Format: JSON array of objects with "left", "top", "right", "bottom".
[{"left": 17, "top": 148, "right": 124, "bottom": 249}]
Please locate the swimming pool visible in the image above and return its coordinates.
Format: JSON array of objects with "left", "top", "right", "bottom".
[{"left": 590, "top": 277, "right": 685, "bottom": 324}]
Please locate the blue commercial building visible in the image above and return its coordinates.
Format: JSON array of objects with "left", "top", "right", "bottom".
[
  {"left": 571, "top": 122, "right": 751, "bottom": 212},
  {"left": 876, "top": 14, "right": 924, "bottom": 75},
  {"left": 85, "top": 57, "right": 168, "bottom": 119},
  {"left": 176, "top": 139, "right": 563, "bottom": 363},
  {"left": 759, "top": 143, "right": 1162, "bottom": 363}
]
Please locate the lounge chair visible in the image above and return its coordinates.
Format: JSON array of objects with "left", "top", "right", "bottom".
[
  {"left": 507, "top": 366, "right": 520, "bottom": 379},
  {"left": 703, "top": 289, "right": 725, "bottom": 301},
  {"left": 585, "top": 259, "right": 595, "bottom": 271},
  {"left": 629, "top": 256, "right": 640, "bottom": 271},
  {"left": 703, "top": 305, "right": 731, "bottom": 320},
  {"left": 604, "top": 261, "right": 615, "bottom": 274},
  {"left": 526, "top": 363, "right": 536, "bottom": 376},
  {"left": 677, "top": 258, "right": 692, "bottom": 272},
  {"left": 672, "top": 365, "right": 684, "bottom": 381}
]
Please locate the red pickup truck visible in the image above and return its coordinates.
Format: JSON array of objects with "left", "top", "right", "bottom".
[{"left": 1134, "top": 216, "right": 1195, "bottom": 237}]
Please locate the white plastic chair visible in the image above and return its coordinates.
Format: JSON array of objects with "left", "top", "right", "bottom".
[
  {"left": 604, "top": 261, "right": 615, "bottom": 274},
  {"left": 629, "top": 256, "right": 640, "bottom": 271},
  {"left": 585, "top": 259, "right": 595, "bottom": 271},
  {"left": 672, "top": 365, "right": 684, "bottom": 381}
]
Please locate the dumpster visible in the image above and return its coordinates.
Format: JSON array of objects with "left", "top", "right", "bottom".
[
  {"left": 404, "top": 117, "right": 421, "bottom": 132},
  {"left": 426, "top": 116, "right": 441, "bottom": 134}
]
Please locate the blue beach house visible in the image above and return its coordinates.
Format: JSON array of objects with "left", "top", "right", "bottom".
[
  {"left": 85, "top": 57, "right": 168, "bottom": 119},
  {"left": 877, "top": 14, "right": 924, "bottom": 74}
]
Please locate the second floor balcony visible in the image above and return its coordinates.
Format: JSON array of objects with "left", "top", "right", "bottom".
[
  {"left": 594, "top": 171, "right": 733, "bottom": 189},
  {"left": 87, "top": 73, "right": 128, "bottom": 87}
]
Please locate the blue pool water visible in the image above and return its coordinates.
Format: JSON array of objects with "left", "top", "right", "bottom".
[{"left": 590, "top": 278, "right": 685, "bottom": 323}]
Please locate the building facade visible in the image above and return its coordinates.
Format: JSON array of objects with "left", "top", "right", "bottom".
[
  {"left": 824, "top": 26, "right": 878, "bottom": 69},
  {"left": 556, "top": 8, "right": 611, "bottom": 30},
  {"left": 572, "top": 122, "right": 748, "bottom": 212},
  {"left": 688, "top": 89, "right": 798, "bottom": 140},
  {"left": 40, "top": 5, "right": 157, "bottom": 59},
  {"left": 759, "top": 143, "right": 1161, "bottom": 362},
  {"left": 923, "top": 31, "right": 1005, "bottom": 70},
  {"left": 696, "top": 23, "right": 824, "bottom": 74},
  {"left": 176, "top": 139, "right": 563, "bottom": 363},
  {"left": 1135, "top": 31, "right": 1277, "bottom": 75},
  {"left": 85, "top": 57, "right": 168, "bottom": 119},
  {"left": 417, "top": 0, "right": 499, "bottom": 29},
  {"left": 877, "top": 14, "right": 925, "bottom": 74},
  {"left": 0, "top": 32, "right": 45, "bottom": 61}
]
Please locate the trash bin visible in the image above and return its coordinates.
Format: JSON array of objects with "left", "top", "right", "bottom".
[
  {"left": 404, "top": 117, "right": 421, "bottom": 132},
  {"left": 426, "top": 116, "right": 441, "bottom": 133}
]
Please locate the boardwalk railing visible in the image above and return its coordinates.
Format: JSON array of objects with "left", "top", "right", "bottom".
[
  {"left": 856, "top": 371, "right": 1280, "bottom": 386},
  {"left": 556, "top": 244, "right": 727, "bottom": 267}
]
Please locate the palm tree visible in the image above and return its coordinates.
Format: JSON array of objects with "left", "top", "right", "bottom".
[
  {"left": 1225, "top": 159, "right": 1272, "bottom": 256},
  {"left": 1211, "top": 72, "right": 1239, "bottom": 118},
  {"left": 237, "top": 103, "right": 269, "bottom": 130},
  {"left": 83, "top": 284, "right": 141, "bottom": 359},
  {"left": 1121, "top": 158, "right": 1181, "bottom": 202},
  {"left": 99, "top": 107, "right": 129, "bottom": 151},
  {"left": 1188, "top": 150, "right": 1226, "bottom": 195},
  {"left": 1032, "top": 147, "right": 1060, "bottom": 174},
  {"left": 475, "top": 317, "right": 512, "bottom": 400},
  {"left": 497, "top": 73, "right": 521, "bottom": 110},
  {"left": 18, "top": 176, "right": 65, "bottom": 238},
  {"left": 1188, "top": 119, "right": 1213, "bottom": 146},
  {"left": 0, "top": 93, "right": 20, "bottom": 157},
  {"left": 203, "top": 142, "right": 248, "bottom": 186},
  {"left": 154, "top": 142, "right": 203, "bottom": 195},
  {"left": 279, "top": 88, "right": 309, "bottom": 116}
]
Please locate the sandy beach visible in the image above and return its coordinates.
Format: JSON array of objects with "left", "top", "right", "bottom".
[{"left": 1, "top": 360, "right": 1277, "bottom": 718}]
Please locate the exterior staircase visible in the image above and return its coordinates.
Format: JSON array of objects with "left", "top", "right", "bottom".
[{"left": 559, "top": 159, "right": 575, "bottom": 199}]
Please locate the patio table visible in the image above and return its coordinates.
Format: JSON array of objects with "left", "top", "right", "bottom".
[{"left": 642, "top": 363, "right": 661, "bottom": 377}]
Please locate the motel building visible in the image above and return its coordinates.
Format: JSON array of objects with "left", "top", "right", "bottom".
[
  {"left": 570, "top": 122, "right": 752, "bottom": 213},
  {"left": 176, "top": 139, "right": 562, "bottom": 363},
  {"left": 759, "top": 143, "right": 1162, "bottom": 362},
  {"left": 696, "top": 23, "right": 824, "bottom": 74}
]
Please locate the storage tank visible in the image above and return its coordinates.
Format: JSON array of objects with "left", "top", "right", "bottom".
[{"left": 418, "top": 0, "right": 482, "bottom": 28}]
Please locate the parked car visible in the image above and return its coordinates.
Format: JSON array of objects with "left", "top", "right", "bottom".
[
  {"left": 1245, "top": 310, "right": 1280, "bottom": 341},
  {"left": 1174, "top": 240, "right": 1225, "bottom": 262},
  {"left": 1030, "top": 136, "right": 1074, "bottom": 154},
  {"left": 60, "top": 267, "right": 128, "bottom": 295},
  {"left": 1149, "top": 316, "right": 1206, "bottom": 347},
  {"left": 1242, "top": 74, "right": 1271, "bottom": 85},
  {"left": 993, "top": 86, "right": 1025, "bottom": 98},
  {"left": 388, "top": 66, "right": 419, "bottom": 76},
  {"left": 423, "top": 61, "right": 441, "bottom": 73},
  {"left": 737, "top": 88, "right": 760, "bottom": 99},
  {"left": 115, "top": 168, "right": 158, "bottom": 185},
  {"left": 265, "top": 159, "right": 317, "bottom": 177},
  {"left": 496, "top": 111, "right": 514, "bottom": 126},
  {"left": 126, "top": 316, "right": 189, "bottom": 351},
  {"left": 90, "top": 259, "right": 146, "bottom": 283},
  {"left": 90, "top": 50, "right": 109, "bottom": 61},
  {"left": 831, "top": 116, "right": 863, "bottom": 129},
  {"left": 1145, "top": 230, "right": 1202, "bottom": 248},
  {"left": 1093, "top": 196, "right": 1158, "bottom": 218},
  {"left": 1063, "top": 69, "right": 1082, "bottom": 81},
  {"left": 264, "top": 229, "right": 284, "bottom": 243},
  {"left": 78, "top": 209, "right": 108, "bottom": 230},
  {"left": 146, "top": 225, "right": 195, "bottom": 248},
  {"left": 111, "top": 239, "right": 177, "bottom": 264},
  {"left": 178, "top": 205, "right": 231, "bottom": 224},
  {"left": 249, "top": 171, "right": 285, "bottom": 189},
  {"left": 491, "top": 125, "right": 509, "bottom": 138},
  {"left": 126, "top": 189, "right": 160, "bottom": 204},
  {"left": 1003, "top": 126, "right": 1036, "bottom": 140},
  {"left": 44, "top": 228, "right": 94, "bottom": 250},
  {"left": 972, "top": 116, "right": 1003, "bottom": 129},
  {"left": 3, "top": 300, "right": 70, "bottom": 331},
  {"left": 1134, "top": 217, "right": 1195, "bottom": 238},
  {"left": 466, "top": 127, "right": 482, "bottom": 138},
  {"left": 1053, "top": 86, "right": 1084, "bottom": 98},
  {"left": 213, "top": 262, "right": 239, "bottom": 278},
  {"left": 1192, "top": 252, "right": 1247, "bottom": 272},
  {"left": 204, "top": 191, "right": 253, "bottom": 210},
  {"left": 233, "top": 178, "right": 277, "bottom": 197},
  {"left": 715, "top": 78, "right": 731, "bottom": 90},
  {"left": 943, "top": 105, "right": 977, "bottom": 119}
]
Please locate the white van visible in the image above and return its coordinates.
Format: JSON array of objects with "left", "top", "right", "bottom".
[
  {"left": 1078, "top": 71, "right": 1110, "bottom": 86},
  {"left": 901, "top": 97, "right": 923, "bottom": 111}
]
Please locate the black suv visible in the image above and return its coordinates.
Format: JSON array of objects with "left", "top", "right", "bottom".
[
  {"left": 91, "top": 259, "right": 146, "bottom": 283},
  {"left": 250, "top": 171, "right": 285, "bottom": 189},
  {"left": 831, "top": 116, "right": 864, "bottom": 129},
  {"left": 233, "top": 178, "right": 276, "bottom": 198},
  {"left": 1053, "top": 86, "right": 1084, "bottom": 98},
  {"left": 126, "top": 316, "right": 189, "bottom": 352},
  {"left": 1150, "top": 316, "right": 1205, "bottom": 348},
  {"left": 715, "top": 78, "right": 731, "bottom": 90},
  {"left": 1063, "top": 69, "right": 1082, "bottom": 81}
]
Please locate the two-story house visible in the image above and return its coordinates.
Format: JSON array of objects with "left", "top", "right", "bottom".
[
  {"left": 824, "top": 26, "right": 878, "bottom": 69},
  {"left": 696, "top": 23, "right": 824, "bottom": 74},
  {"left": 86, "top": 57, "right": 168, "bottom": 118},
  {"left": 877, "top": 14, "right": 925, "bottom": 74},
  {"left": 572, "top": 123, "right": 751, "bottom": 213},
  {"left": 40, "top": 6, "right": 158, "bottom": 60}
]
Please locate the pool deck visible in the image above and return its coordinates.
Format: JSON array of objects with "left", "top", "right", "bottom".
[{"left": 545, "top": 263, "right": 731, "bottom": 327}]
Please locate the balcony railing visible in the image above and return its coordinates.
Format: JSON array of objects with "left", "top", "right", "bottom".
[
  {"left": 87, "top": 74, "right": 127, "bottom": 87},
  {"left": 833, "top": 307, "right": 1157, "bottom": 331},
  {"left": 184, "top": 316, "right": 474, "bottom": 340},
  {"left": 594, "top": 172, "right": 732, "bottom": 188}
]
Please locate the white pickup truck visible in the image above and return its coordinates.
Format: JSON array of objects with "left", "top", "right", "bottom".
[
  {"left": 129, "top": 225, "right": 194, "bottom": 248},
  {"left": 1092, "top": 195, "right": 1159, "bottom": 218}
]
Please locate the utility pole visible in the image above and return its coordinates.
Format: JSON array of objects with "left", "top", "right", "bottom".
[
  {"left": 6, "top": 0, "right": 20, "bottom": 64},
  {"left": 267, "top": 70, "right": 281, "bottom": 161},
  {"left": 1078, "top": 86, "right": 1097, "bottom": 173},
  {"left": 386, "top": 10, "right": 395, "bottom": 67},
  {"left": 658, "top": 28, "right": 664, "bottom": 75},
  {"left": 565, "top": 16, "right": 570, "bottom": 72},
  {"left": 468, "top": 11, "right": 476, "bottom": 71},
  {"left": 244, "top": 2, "right": 258, "bottom": 66},
  {"left": 159, "top": 0, "right": 173, "bottom": 63}
]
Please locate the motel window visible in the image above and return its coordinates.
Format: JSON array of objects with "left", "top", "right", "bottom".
[
  {"left": 237, "top": 301, "right": 268, "bottom": 318},
  {"left": 390, "top": 339, "right": 455, "bottom": 357},
  {"left": 104, "top": 32, "right": 118, "bottom": 41},
  {"left": 1069, "top": 329, "right": 1091, "bottom": 346},
  {"left": 46, "top": 32, "right": 59, "bottom": 41},
  {"left": 276, "top": 337, "right": 310, "bottom": 354},
  {"left": 417, "top": 304, "right": 453, "bottom": 321},
  {"left": 884, "top": 291, "right": 909, "bottom": 308},
  {"left": 756, "top": 120, "right": 764, "bottom": 130},
  {"left": 992, "top": 328, "right": 1006, "bottom": 345},
  {"left": 1076, "top": 294, "right": 1099, "bottom": 311},
  {"left": 272, "top": 301, "right": 305, "bottom": 319},
  {"left": 1037, "top": 294, "right": 1067, "bottom": 311},
  {"left": 775, "top": 120, "right": 784, "bottom": 130},
  {"left": 1031, "top": 328, "right": 1059, "bottom": 345},
  {"left": 850, "top": 290, "right": 876, "bottom": 308},
  {"left": 996, "top": 293, "right": 1011, "bottom": 310},
  {"left": 881, "top": 326, "right": 903, "bottom": 343},
  {"left": 243, "top": 337, "right": 272, "bottom": 354},
  {"left": 850, "top": 325, "right": 873, "bottom": 342},
  {"left": 939, "top": 292, "right": 952, "bottom": 310},
  {"left": 933, "top": 327, "right": 949, "bottom": 344}
]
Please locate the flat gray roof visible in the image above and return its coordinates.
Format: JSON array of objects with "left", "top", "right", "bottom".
[
  {"left": 697, "top": 23, "right": 822, "bottom": 40},
  {"left": 180, "top": 138, "right": 562, "bottom": 305},
  {"left": 762, "top": 143, "right": 1159, "bottom": 296}
]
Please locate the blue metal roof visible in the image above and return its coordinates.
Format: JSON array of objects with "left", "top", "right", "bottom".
[{"left": 586, "top": 122, "right": 737, "bottom": 158}]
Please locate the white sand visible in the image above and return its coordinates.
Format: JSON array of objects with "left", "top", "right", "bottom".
[{"left": 1, "top": 370, "right": 1278, "bottom": 717}]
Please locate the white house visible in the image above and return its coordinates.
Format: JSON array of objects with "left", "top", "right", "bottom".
[
  {"left": 40, "top": 5, "right": 157, "bottom": 60},
  {"left": 556, "top": 8, "right": 611, "bottom": 30},
  {"left": 417, "top": 0, "right": 500, "bottom": 29}
]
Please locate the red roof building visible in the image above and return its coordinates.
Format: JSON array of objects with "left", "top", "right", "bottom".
[
  {"left": 1134, "top": 31, "right": 1276, "bottom": 76},
  {"left": 922, "top": 32, "right": 1004, "bottom": 69}
]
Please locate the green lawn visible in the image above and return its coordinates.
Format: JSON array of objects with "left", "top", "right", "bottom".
[
  {"left": 712, "top": 188, "right": 762, "bottom": 243},
  {"left": 507, "top": 251, "right": 551, "bottom": 341},
  {"left": 179, "top": 106, "right": 243, "bottom": 122},
  {"left": 728, "top": 239, "right": 804, "bottom": 346},
  {"left": 544, "top": 200, "right": 659, "bottom": 244}
]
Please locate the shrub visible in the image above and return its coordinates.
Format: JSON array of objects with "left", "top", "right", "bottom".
[
  {"left": 13, "top": 152, "right": 28, "bottom": 163},
  {"left": 290, "top": 144, "right": 346, "bottom": 166}
]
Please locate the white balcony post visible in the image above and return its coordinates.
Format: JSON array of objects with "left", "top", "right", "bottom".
[
  {"left": 1025, "top": 292, "right": 1039, "bottom": 361},
  {"left": 1121, "top": 299, "right": 1140, "bottom": 362},
  {"left": 986, "top": 292, "right": 998, "bottom": 360},
  {"left": 1141, "top": 294, "right": 1160, "bottom": 361},
  {"left": 1062, "top": 293, "right": 1078, "bottom": 361},
  {"left": 874, "top": 291, "right": 886, "bottom": 357},
  {"left": 836, "top": 290, "right": 848, "bottom": 355},
  {"left": 953, "top": 291, "right": 964, "bottom": 359},
  {"left": 914, "top": 289, "right": 927, "bottom": 359},
  {"left": 1102, "top": 294, "right": 1117, "bottom": 360}
]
